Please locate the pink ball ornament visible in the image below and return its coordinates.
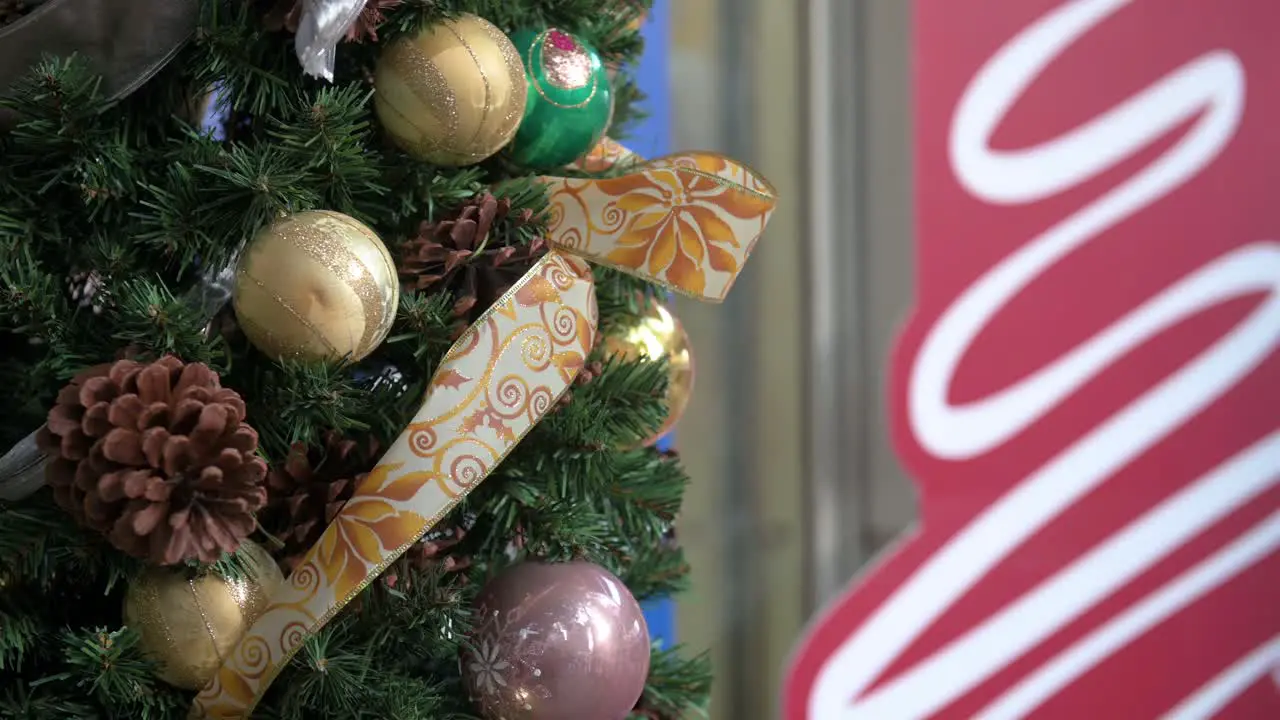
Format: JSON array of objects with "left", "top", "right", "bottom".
[{"left": 462, "top": 560, "right": 651, "bottom": 720}]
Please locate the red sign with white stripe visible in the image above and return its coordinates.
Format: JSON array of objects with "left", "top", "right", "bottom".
[{"left": 784, "top": 0, "right": 1280, "bottom": 717}]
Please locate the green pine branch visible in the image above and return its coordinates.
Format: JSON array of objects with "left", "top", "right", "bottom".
[
  {"left": 44, "top": 626, "right": 189, "bottom": 719},
  {"left": 632, "top": 645, "right": 714, "bottom": 720},
  {"left": 241, "top": 360, "right": 377, "bottom": 461}
]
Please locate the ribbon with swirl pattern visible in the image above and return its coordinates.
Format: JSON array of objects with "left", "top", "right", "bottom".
[{"left": 190, "top": 147, "right": 776, "bottom": 718}]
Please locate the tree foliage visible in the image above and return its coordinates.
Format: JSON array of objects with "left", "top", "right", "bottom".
[{"left": 0, "top": 1, "right": 708, "bottom": 717}]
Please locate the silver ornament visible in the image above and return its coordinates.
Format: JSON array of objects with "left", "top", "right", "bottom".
[
  {"left": 0, "top": 430, "right": 47, "bottom": 502},
  {"left": 294, "top": 0, "right": 367, "bottom": 81}
]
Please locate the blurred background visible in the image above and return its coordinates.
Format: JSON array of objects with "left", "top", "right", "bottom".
[{"left": 641, "top": 1, "right": 919, "bottom": 717}]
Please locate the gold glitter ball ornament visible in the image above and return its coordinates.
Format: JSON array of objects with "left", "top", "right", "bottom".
[
  {"left": 122, "top": 540, "right": 283, "bottom": 690},
  {"left": 373, "top": 13, "right": 528, "bottom": 166},
  {"left": 602, "top": 300, "right": 695, "bottom": 447},
  {"left": 232, "top": 210, "right": 399, "bottom": 363}
]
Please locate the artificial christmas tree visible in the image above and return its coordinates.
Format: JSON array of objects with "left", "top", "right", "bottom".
[{"left": 0, "top": 1, "right": 776, "bottom": 718}]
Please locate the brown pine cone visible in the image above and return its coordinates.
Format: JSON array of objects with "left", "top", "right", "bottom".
[
  {"left": 264, "top": 0, "right": 401, "bottom": 43},
  {"left": 399, "top": 192, "right": 545, "bottom": 325},
  {"left": 35, "top": 356, "right": 267, "bottom": 565},
  {"left": 262, "top": 432, "right": 377, "bottom": 571},
  {"left": 382, "top": 513, "right": 476, "bottom": 589},
  {"left": 555, "top": 360, "right": 605, "bottom": 409}
]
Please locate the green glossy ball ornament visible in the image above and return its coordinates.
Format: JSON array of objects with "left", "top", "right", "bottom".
[{"left": 507, "top": 27, "right": 614, "bottom": 167}]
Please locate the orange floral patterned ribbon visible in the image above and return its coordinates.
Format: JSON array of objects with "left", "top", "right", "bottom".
[
  {"left": 549, "top": 149, "right": 777, "bottom": 299},
  {"left": 190, "top": 151, "right": 776, "bottom": 719},
  {"left": 569, "top": 136, "right": 641, "bottom": 173}
]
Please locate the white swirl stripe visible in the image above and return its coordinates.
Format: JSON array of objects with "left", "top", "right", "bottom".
[
  {"left": 807, "top": 0, "right": 1278, "bottom": 717},
  {"left": 1162, "top": 635, "right": 1280, "bottom": 720},
  {"left": 978, "top": 498, "right": 1280, "bottom": 720},
  {"left": 916, "top": 0, "right": 1246, "bottom": 458},
  {"left": 838, "top": 430, "right": 1279, "bottom": 719}
]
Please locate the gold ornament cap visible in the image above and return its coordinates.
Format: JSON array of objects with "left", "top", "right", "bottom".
[
  {"left": 373, "top": 13, "right": 528, "bottom": 166},
  {"left": 123, "top": 540, "right": 284, "bottom": 690},
  {"left": 232, "top": 210, "right": 399, "bottom": 363}
]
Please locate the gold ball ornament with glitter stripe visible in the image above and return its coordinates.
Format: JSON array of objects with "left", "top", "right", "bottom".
[
  {"left": 122, "top": 540, "right": 283, "bottom": 690},
  {"left": 232, "top": 210, "right": 399, "bottom": 363},
  {"left": 373, "top": 13, "right": 528, "bottom": 167}
]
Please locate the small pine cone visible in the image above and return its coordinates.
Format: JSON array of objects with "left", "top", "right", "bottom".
[
  {"left": 262, "top": 432, "right": 377, "bottom": 571},
  {"left": 399, "top": 192, "right": 544, "bottom": 326},
  {"left": 384, "top": 515, "right": 474, "bottom": 588},
  {"left": 35, "top": 356, "right": 267, "bottom": 565},
  {"left": 555, "top": 360, "right": 604, "bottom": 409},
  {"left": 67, "top": 270, "right": 111, "bottom": 315},
  {"left": 346, "top": 0, "right": 401, "bottom": 42}
]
